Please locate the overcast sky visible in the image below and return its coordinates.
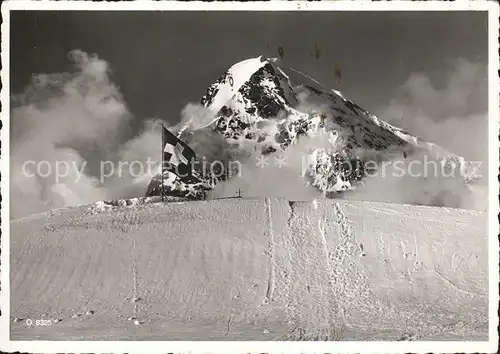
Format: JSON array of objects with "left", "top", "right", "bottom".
[{"left": 11, "top": 10, "right": 488, "bottom": 125}]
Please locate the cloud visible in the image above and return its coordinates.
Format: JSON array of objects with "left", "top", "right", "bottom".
[
  {"left": 349, "top": 58, "right": 489, "bottom": 211},
  {"left": 10, "top": 50, "right": 143, "bottom": 218},
  {"left": 381, "top": 58, "right": 488, "bottom": 162},
  {"left": 207, "top": 136, "right": 324, "bottom": 201}
]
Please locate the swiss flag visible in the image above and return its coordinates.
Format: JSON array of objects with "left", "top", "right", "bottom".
[{"left": 162, "top": 126, "right": 199, "bottom": 182}]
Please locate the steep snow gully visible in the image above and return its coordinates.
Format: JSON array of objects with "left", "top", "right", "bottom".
[{"left": 10, "top": 198, "right": 487, "bottom": 340}]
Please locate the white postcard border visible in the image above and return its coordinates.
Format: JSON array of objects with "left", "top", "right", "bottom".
[{"left": 1, "top": 1, "right": 498, "bottom": 353}]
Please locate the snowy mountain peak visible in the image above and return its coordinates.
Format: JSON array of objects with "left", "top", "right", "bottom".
[
  {"left": 147, "top": 56, "right": 480, "bottom": 201},
  {"left": 201, "top": 56, "right": 267, "bottom": 113},
  {"left": 200, "top": 56, "right": 299, "bottom": 126}
]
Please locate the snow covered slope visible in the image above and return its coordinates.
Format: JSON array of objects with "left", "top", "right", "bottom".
[
  {"left": 150, "top": 56, "right": 479, "bottom": 200},
  {"left": 10, "top": 198, "right": 487, "bottom": 340}
]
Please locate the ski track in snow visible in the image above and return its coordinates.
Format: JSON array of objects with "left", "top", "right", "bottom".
[
  {"left": 132, "top": 231, "right": 139, "bottom": 319},
  {"left": 9, "top": 198, "right": 488, "bottom": 341},
  {"left": 264, "top": 198, "right": 275, "bottom": 304}
]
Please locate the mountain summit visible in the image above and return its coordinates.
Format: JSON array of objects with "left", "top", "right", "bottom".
[{"left": 146, "top": 56, "right": 477, "bottom": 200}]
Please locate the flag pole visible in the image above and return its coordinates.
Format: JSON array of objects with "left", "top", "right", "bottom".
[{"left": 161, "top": 122, "right": 164, "bottom": 203}]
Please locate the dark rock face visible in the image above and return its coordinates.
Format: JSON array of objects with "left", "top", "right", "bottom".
[
  {"left": 236, "top": 64, "right": 293, "bottom": 119},
  {"left": 203, "top": 63, "right": 297, "bottom": 141}
]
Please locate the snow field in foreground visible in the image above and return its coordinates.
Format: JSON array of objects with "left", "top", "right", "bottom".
[{"left": 10, "top": 198, "right": 487, "bottom": 340}]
